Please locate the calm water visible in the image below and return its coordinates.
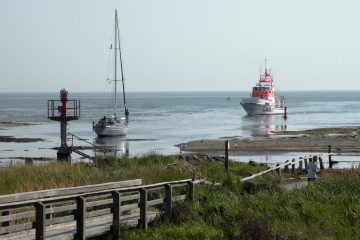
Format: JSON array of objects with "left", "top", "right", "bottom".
[{"left": 1, "top": 91, "right": 360, "bottom": 167}]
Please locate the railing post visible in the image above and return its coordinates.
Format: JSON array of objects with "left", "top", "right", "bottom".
[
  {"left": 284, "top": 160, "right": 289, "bottom": 173},
  {"left": 75, "top": 196, "right": 86, "bottom": 240},
  {"left": 165, "top": 184, "right": 173, "bottom": 220},
  {"left": 275, "top": 163, "right": 281, "bottom": 176},
  {"left": 35, "top": 202, "right": 46, "bottom": 240},
  {"left": 187, "top": 181, "right": 194, "bottom": 201},
  {"left": 112, "top": 191, "right": 121, "bottom": 237},
  {"left": 319, "top": 156, "right": 324, "bottom": 170},
  {"left": 328, "top": 145, "right": 333, "bottom": 169},
  {"left": 139, "top": 188, "right": 148, "bottom": 230},
  {"left": 291, "top": 159, "right": 295, "bottom": 174},
  {"left": 225, "top": 140, "right": 229, "bottom": 174},
  {"left": 298, "top": 158, "right": 303, "bottom": 174}
]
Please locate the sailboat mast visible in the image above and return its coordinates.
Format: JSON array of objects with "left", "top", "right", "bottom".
[
  {"left": 115, "top": 11, "right": 127, "bottom": 114},
  {"left": 113, "top": 10, "right": 118, "bottom": 117},
  {"left": 118, "top": 28, "right": 127, "bottom": 113}
]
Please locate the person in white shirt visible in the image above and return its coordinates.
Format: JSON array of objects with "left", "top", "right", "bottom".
[{"left": 308, "top": 155, "right": 320, "bottom": 181}]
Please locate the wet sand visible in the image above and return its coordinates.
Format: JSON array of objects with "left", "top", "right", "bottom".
[
  {"left": 0, "top": 122, "right": 45, "bottom": 143},
  {"left": 176, "top": 127, "right": 360, "bottom": 153},
  {"left": 0, "top": 136, "right": 45, "bottom": 143},
  {"left": 0, "top": 122, "right": 41, "bottom": 128}
]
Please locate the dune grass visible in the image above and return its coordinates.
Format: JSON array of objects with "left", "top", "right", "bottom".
[
  {"left": 1, "top": 154, "right": 359, "bottom": 239},
  {"left": 126, "top": 168, "right": 360, "bottom": 240},
  {"left": 0, "top": 153, "right": 265, "bottom": 195},
  {"left": 0, "top": 155, "right": 180, "bottom": 194}
]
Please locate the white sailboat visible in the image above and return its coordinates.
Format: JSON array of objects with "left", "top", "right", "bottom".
[{"left": 94, "top": 10, "right": 129, "bottom": 136}]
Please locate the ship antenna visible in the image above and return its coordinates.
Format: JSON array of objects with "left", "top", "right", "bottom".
[
  {"left": 264, "top": 58, "right": 270, "bottom": 77},
  {"left": 265, "top": 58, "right": 267, "bottom": 74},
  {"left": 259, "top": 62, "right": 262, "bottom": 79}
]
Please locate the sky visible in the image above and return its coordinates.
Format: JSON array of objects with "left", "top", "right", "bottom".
[{"left": 1, "top": 0, "right": 360, "bottom": 92}]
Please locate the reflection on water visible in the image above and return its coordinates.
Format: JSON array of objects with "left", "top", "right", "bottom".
[
  {"left": 243, "top": 115, "right": 287, "bottom": 137},
  {"left": 94, "top": 136, "right": 129, "bottom": 158}
]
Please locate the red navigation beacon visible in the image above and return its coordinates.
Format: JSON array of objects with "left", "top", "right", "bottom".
[{"left": 48, "top": 89, "right": 80, "bottom": 160}]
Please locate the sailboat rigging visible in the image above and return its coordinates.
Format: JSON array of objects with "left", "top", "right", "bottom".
[{"left": 93, "top": 10, "right": 129, "bottom": 136}]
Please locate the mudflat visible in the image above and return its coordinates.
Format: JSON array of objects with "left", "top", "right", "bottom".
[
  {"left": 176, "top": 127, "right": 360, "bottom": 153},
  {"left": 0, "top": 122, "right": 44, "bottom": 142},
  {"left": 0, "top": 122, "right": 39, "bottom": 128}
]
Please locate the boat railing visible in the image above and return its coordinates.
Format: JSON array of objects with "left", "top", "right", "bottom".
[{"left": 275, "top": 96, "right": 285, "bottom": 108}]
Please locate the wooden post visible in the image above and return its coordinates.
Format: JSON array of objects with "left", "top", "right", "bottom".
[
  {"left": 112, "top": 191, "right": 121, "bottom": 237},
  {"left": 298, "top": 158, "right": 303, "bottom": 174},
  {"left": 225, "top": 140, "right": 229, "bottom": 174},
  {"left": 275, "top": 163, "right": 281, "bottom": 176},
  {"left": 76, "top": 197, "right": 86, "bottom": 240},
  {"left": 319, "top": 156, "right": 324, "bottom": 170},
  {"left": 139, "top": 188, "right": 148, "bottom": 230},
  {"left": 291, "top": 159, "right": 295, "bottom": 174},
  {"left": 328, "top": 145, "right": 333, "bottom": 169},
  {"left": 187, "top": 181, "right": 194, "bottom": 201},
  {"left": 35, "top": 202, "right": 46, "bottom": 240},
  {"left": 284, "top": 160, "right": 289, "bottom": 173},
  {"left": 165, "top": 184, "right": 173, "bottom": 220}
]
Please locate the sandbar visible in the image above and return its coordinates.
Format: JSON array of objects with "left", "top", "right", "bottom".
[{"left": 176, "top": 127, "right": 360, "bottom": 153}]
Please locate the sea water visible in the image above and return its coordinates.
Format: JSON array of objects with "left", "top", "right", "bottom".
[{"left": 1, "top": 91, "right": 360, "bottom": 168}]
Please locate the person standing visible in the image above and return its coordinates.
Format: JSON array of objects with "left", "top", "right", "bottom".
[{"left": 308, "top": 155, "right": 320, "bottom": 181}]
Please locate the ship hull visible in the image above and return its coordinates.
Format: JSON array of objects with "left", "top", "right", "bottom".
[{"left": 240, "top": 98, "right": 285, "bottom": 115}]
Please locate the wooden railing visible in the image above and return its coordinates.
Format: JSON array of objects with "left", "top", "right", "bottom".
[
  {"left": 241, "top": 153, "right": 333, "bottom": 182},
  {"left": 0, "top": 179, "right": 194, "bottom": 240}
]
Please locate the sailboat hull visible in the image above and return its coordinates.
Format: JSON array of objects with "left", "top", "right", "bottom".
[{"left": 94, "top": 124, "right": 128, "bottom": 136}]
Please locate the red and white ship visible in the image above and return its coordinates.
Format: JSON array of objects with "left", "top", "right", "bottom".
[{"left": 240, "top": 60, "right": 286, "bottom": 115}]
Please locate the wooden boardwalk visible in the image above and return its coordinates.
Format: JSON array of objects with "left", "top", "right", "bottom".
[
  {"left": 4, "top": 212, "right": 158, "bottom": 240},
  {"left": 0, "top": 179, "right": 194, "bottom": 240}
]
